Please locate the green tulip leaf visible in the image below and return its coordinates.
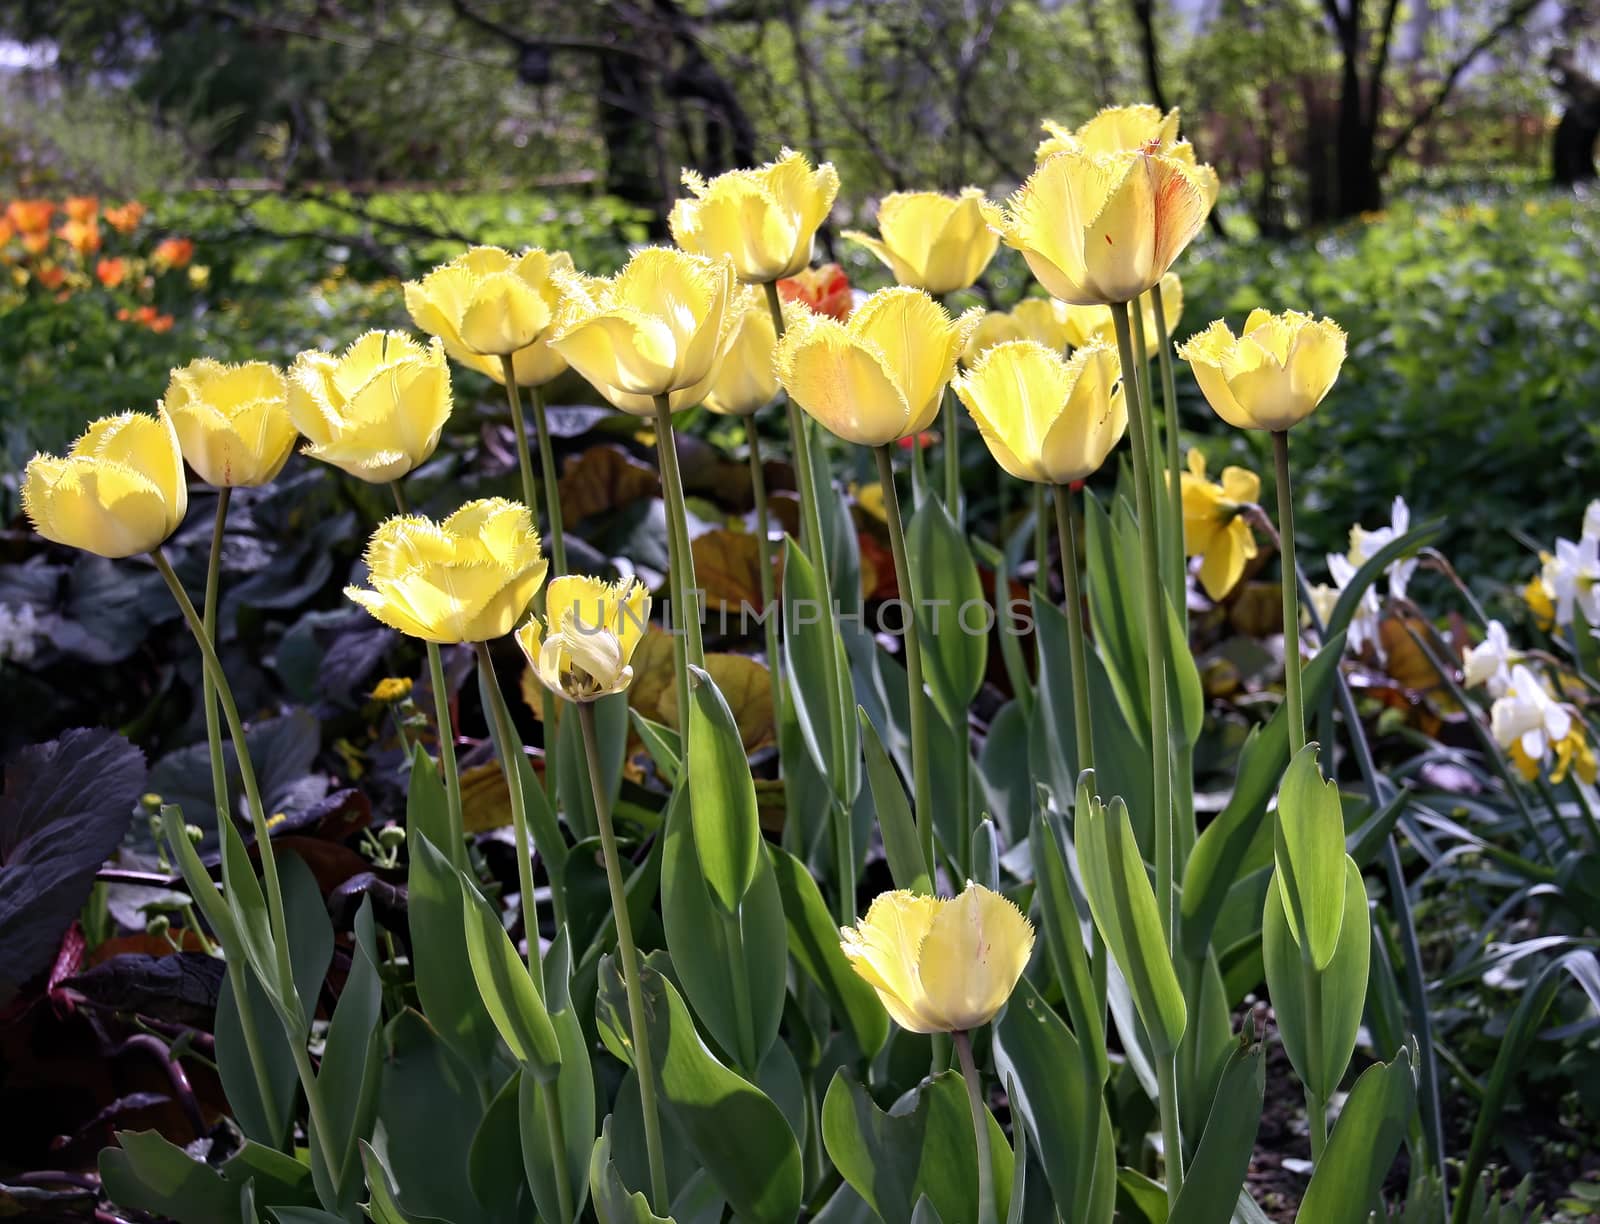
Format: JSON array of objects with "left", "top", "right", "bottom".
[
  {"left": 1273, "top": 743, "right": 1348, "bottom": 972},
  {"left": 458, "top": 872, "right": 562, "bottom": 1080},
  {"left": 685, "top": 664, "right": 761, "bottom": 913},
  {"left": 589, "top": 1118, "right": 674, "bottom": 1224},
  {"left": 1295, "top": 1047, "right": 1416, "bottom": 1224},
  {"left": 858, "top": 707, "right": 931, "bottom": 893},
  {"left": 1169, "top": 1031, "right": 1265, "bottom": 1224},
  {"left": 907, "top": 494, "right": 987, "bottom": 726}
]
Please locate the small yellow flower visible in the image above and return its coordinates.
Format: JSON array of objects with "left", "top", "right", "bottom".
[
  {"left": 984, "top": 147, "right": 1209, "bottom": 306},
  {"left": 1551, "top": 724, "right": 1598, "bottom": 786},
  {"left": 345, "top": 499, "right": 547, "bottom": 643},
  {"left": 1525, "top": 567, "right": 1555, "bottom": 632},
  {"left": 702, "top": 289, "right": 780, "bottom": 417},
  {"left": 1179, "top": 449, "right": 1260, "bottom": 601},
  {"left": 953, "top": 340, "right": 1126, "bottom": 485},
  {"left": 1177, "top": 309, "right": 1346, "bottom": 432},
  {"left": 22, "top": 409, "right": 188, "bottom": 558},
  {"left": 370, "top": 676, "right": 413, "bottom": 703},
  {"left": 843, "top": 188, "right": 998, "bottom": 295},
  {"left": 287, "top": 331, "right": 452, "bottom": 483},
  {"left": 548, "top": 248, "right": 738, "bottom": 416},
  {"left": 669, "top": 149, "right": 839, "bottom": 283},
  {"left": 162, "top": 359, "right": 298, "bottom": 488},
  {"left": 404, "top": 245, "right": 574, "bottom": 386},
  {"left": 839, "top": 882, "right": 1034, "bottom": 1034},
  {"left": 774, "top": 286, "right": 980, "bottom": 447},
  {"left": 517, "top": 574, "right": 651, "bottom": 702}
]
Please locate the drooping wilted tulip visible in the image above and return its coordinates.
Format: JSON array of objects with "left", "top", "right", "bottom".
[
  {"left": 839, "top": 883, "right": 1035, "bottom": 1034},
  {"left": 517, "top": 574, "right": 651, "bottom": 703},
  {"left": 984, "top": 148, "right": 1209, "bottom": 306},
  {"left": 162, "top": 359, "right": 297, "bottom": 488},
  {"left": 345, "top": 499, "right": 547, "bottom": 643},
  {"left": 547, "top": 248, "right": 738, "bottom": 415},
  {"left": 22, "top": 409, "right": 188, "bottom": 557},
  {"left": 669, "top": 149, "right": 839, "bottom": 283},
  {"left": 774, "top": 286, "right": 979, "bottom": 447},
  {"left": 953, "top": 340, "right": 1126, "bottom": 486},
  {"left": 286, "top": 331, "right": 452, "bottom": 482},
  {"left": 843, "top": 188, "right": 998, "bottom": 295}
]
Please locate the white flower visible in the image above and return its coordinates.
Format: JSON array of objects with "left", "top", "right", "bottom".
[
  {"left": 0, "top": 603, "right": 41, "bottom": 664},
  {"left": 1326, "top": 551, "right": 1383, "bottom": 660},
  {"left": 1489, "top": 663, "right": 1571, "bottom": 763},
  {"left": 1306, "top": 582, "right": 1339, "bottom": 629},
  {"left": 1583, "top": 498, "right": 1600, "bottom": 543},
  {"left": 1349, "top": 495, "right": 1417, "bottom": 603},
  {"left": 1463, "top": 619, "right": 1518, "bottom": 698},
  {"left": 1542, "top": 533, "right": 1600, "bottom": 628}
]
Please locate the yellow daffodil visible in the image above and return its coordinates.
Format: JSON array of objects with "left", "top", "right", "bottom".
[
  {"left": 404, "top": 245, "right": 574, "bottom": 386},
  {"left": 1179, "top": 449, "right": 1260, "bottom": 601},
  {"left": 516, "top": 574, "right": 651, "bottom": 702},
  {"left": 345, "top": 499, "right": 547, "bottom": 643},
  {"left": 1177, "top": 309, "right": 1346, "bottom": 432},
  {"left": 953, "top": 340, "right": 1126, "bottom": 485},
  {"left": 548, "top": 248, "right": 738, "bottom": 416},
  {"left": 702, "top": 289, "right": 780, "bottom": 417},
  {"left": 983, "top": 147, "right": 1209, "bottom": 306},
  {"left": 162, "top": 359, "right": 298, "bottom": 488},
  {"left": 839, "top": 882, "right": 1034, "bottom": 1034},
  {"left": 1525, "top": 566, "right": 1555, "bottom": 631},
  {"left": 774, "top": 286, "right": 980, "bottom": 447},
  {"left": 287, "top": 331, "right": 452, "bottom": 483},
  {"left": 843, "top": 188, "right": 998, "bottom": 295},
  {"left": 1036, "top": 104, "right": 1220, "bottom": 211},
  {"left": 668, "top": 149, "right": 839, "bottom": 283},
  {"left": 22, "top": 409, "right": 188, "bottom": 558}
]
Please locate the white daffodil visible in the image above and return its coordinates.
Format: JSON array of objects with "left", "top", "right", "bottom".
[
  {"left": 1489, "top": 663, "right": 1571, "bottom": 765},
  {"left": 1348, "top": 495, "right": 1417, "bottom": 603},
  {"left": 1542, "top": 532, "right": 1600, "bottom": 628},
  {"left": 1463, "top": 619, "right": 1519, "bottom": 698},
  {"left": 1326, "top": 551, "right": 1383, "bottom": 660}
]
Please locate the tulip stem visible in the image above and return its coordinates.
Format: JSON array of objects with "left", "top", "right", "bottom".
[
  {"left": 1157, "top": 1054, "right": 1186, "bottom": 1205},
  {"left": 427, "top": 641, "right": 467, "bottom": 870},
  {"left": 1032, "top": 483, "right": 1049, "bottom": 592},
  {"left": 763, "top": 281, "right": 853, "bottom": 912},
  {"left": 1110, "top": 301, "right": 1174, "bottom": 947},
  {"left": 1052, "top": 484, "right": 1094, "bottom": 774},
  {"left": 152, "top": 546, "right": 343, "bottom": 1188},
  {"left": 473, "top": 641, "right": 547, "bottom": 987},
  {"left": 875, "top": 444, "right": 936, "bottom": 885},
  {"left": 653, "top": 398, "right": 705, "bottom": 762},
  {"left": 578, "top": 701, "right": 670, "bottom": 1212},
  {"left": 1151, "top": 285, "right": 1196, "bottom": 867},
  {"left": 1305, "top": 967, "right": 1329, "bottom": 1164},
  {"left": 499, "top": 355, "right": 538, "bottom": 517},
  {"left": 953, "top": 1030, "right": 998, "bottom": 1224},
  {"left": 201, "top": 490, "right": 285, "bottom": 1148},
  {"left": 1272, "top": 430, "right": 1307, "bottom": 756},
  {"left": 941, "top": 388, "right": 961, "bottom": 521},
  {"left": 525, "top": 379, "right": 568, "bottom": 577},
  {"left": 1130, "top": 300, "right": 1169, "bottom": 584},
  {"left": 746, "top": 417, "right": 782, "bottom": 722}
]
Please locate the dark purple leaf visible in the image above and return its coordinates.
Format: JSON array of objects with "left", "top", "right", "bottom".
[
  {"left": 0, "top": 728, "right": 146, "bottom": 1002},
  {"left": 65, "top": 953, "right": 224, "bottom": 1025}
]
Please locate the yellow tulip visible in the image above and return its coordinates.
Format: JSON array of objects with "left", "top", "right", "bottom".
[
  {"left": 1037, "top": 104, "right": 1220, "bottom": 212},
  {"left": 22, "top": 409, "right": 188, "bottom": 558},
  {"left": 548, "top": 247, "right": 738, "bottom": 416},
  {"left": 516, "top": 574, "right": 651, "bottom": 702},
  {"left": 287, "top": 331, "right": 453, "bottom": 483},
  {"left": 702, "top": 289, "right": 779, "bottom": 417},
  {"left": 842, "top": 188, "right": 998, "bottom": 295},
  {"left": 345, "top": 498, "right": 548, "bottom": 643},
  {"left": 962, "top": 310, "right": 1026, "bottom": 365},
  {"left": 839, "top": 882, "right": 1034, "bottom": 1034},
  {"left": 983, "top": 147, "right": 1209, "bottom": 306},
  {"left": 1009, "top": 297, "right": 1077, "bottom": 350},
  {"left": 1054, "top": 271, "right": 1185, "bottom": 354},
  {"left": 162, "top": 359, "right": 298, "bottom": 488},
  {"left": 1177, "top": 309, "right": 1347, "bottom": 432},
  {"left": 1179, "top": 449, "right": 1260, "bottom": 601},
  {"left": 404, "top": 245, "right": 573, "bottom": 385},
  {"left": 774, "top": 286, "right": 980, "bottom": 447},
  {"left": 953, "top": 340, "right": 1126, "bottom": 485},
  {"left": 668, "top": 148, "right": 839, "bottom": 283}
]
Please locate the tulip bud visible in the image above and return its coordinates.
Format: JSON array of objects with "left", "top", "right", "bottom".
[
  {"left": 669, "top": 149, "right": 839, "bottom": 283},
  {"left": 702, "top": 290, "right": 779, "bottom": 417},
  {"left": 1177, "top": 309, "right": 1347, "bottom": 432},
  {"left": 843, "top": 188, "right": 998, "bottom": 295}
]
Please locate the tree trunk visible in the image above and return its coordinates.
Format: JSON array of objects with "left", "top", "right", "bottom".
[
  {"left": 1334, "top": 55, "right": 1384, "bottom": 217},
  {"left": 1551, "top": 49, "right": 1600, "bottom": 187}
]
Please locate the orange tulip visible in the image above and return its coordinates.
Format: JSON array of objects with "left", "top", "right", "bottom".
[
  {"left": 59, "top": 219, "right": 101, "bottom": 255},
  {"left": 103, "top": 202, "right": 146, "bottom": 233},
  {"left": 95, "top": 257, "right": 127, "bottom": 288},
  {"left": 64, "top": 196, "right": 99, "bottom": 223},
  {"left": 777, "top": 262, "right": 852, "bottom": 321},
  {"left": 153, "top": 237, "right": 195, "bottom": 270},
  {"left": 6, "top": 200, "right": 54, "bottom": 233}
]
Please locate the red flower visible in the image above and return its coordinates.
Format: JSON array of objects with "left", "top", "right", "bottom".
[
  {"left": 778, "top": 262, "right": 852, "bottom": 321},
  {"left": 896, "top": 430, "right": 939, "bottom": 451}
]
